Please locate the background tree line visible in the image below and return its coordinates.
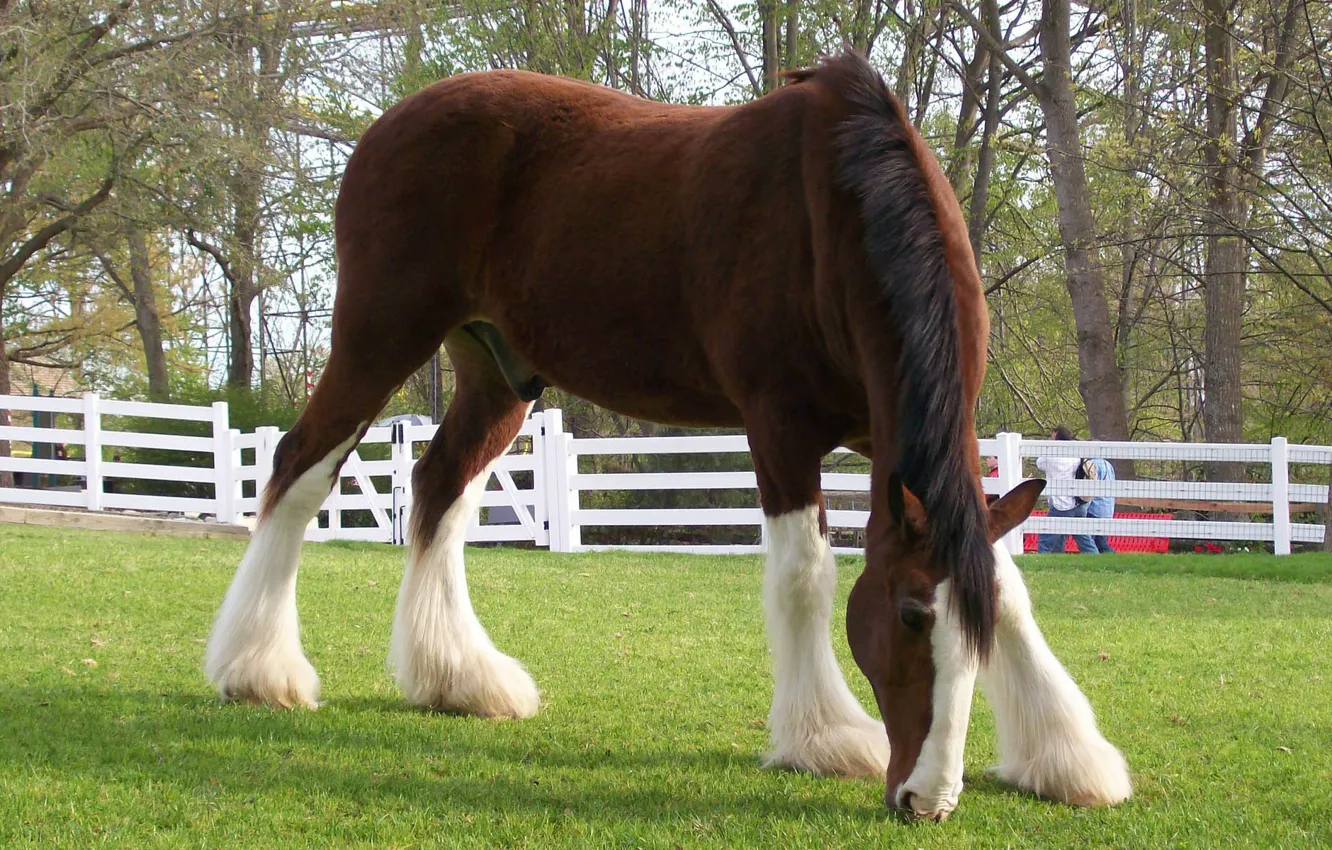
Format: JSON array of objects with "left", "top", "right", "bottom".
[{"left": 3, "top": 0, "right": 1331, "bottom": 487}]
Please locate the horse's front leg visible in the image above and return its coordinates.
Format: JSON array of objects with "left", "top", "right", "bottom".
[
  {"left": 760, "top": 504, "right": 891, "bottom": 777},
  {"left": 748, "top": 422, "right": 889, "bottom": 778},
  {"left": 979, "top": 543, "right": 1132, "bottom": 806}
]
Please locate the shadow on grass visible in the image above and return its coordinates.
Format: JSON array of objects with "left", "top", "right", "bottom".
[
  {"left": 1015, "top": 551, "right": 1332, "bottom": 584},
  {"left": 0, "top": 686, "right": 938, "bottom": 827}
]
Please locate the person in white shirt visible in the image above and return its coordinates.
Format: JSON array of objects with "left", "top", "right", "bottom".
[{"left": 1035, "top": 425, "right": 1096, "bottom": 554}]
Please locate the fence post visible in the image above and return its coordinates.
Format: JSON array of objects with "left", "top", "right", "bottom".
[
  {"left": 391, "top": 421, "right": 415, "bottom": 546},
  {"left": 530, "top": 410, "right": 549, "bottom": 548},
  {"left": 542, "top": 408, "right": 575, "bottom": 552},
  {"left": 564, "top": 424, "right": 580, "bottom": 552},
  {"left": 254, "top": 426, "right": 280, "bottom": 499},
  {"left": 996, "top": 431, "right": 1024, "bottom": 556},
  {"left": 212, "top": 402, "right": 235, "bottom": 523},
  {"left": 230, "top": 428, "right": 243, "bottom": 521},
  {"left": 1323, "top": 449, "right": 1332, "bottom": 553},
  {"left": 1271, "top": 436, "right": 1291, "bottom": 555},
  {"left": 83, "top": 393, "right": 102, "bottom": 511}
]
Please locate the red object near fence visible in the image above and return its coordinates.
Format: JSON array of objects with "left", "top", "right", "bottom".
[{"left": 1023, "top": 510, "right": 1171, "bottom": 554}]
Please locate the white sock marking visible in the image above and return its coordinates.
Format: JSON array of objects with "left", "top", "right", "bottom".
[
  {"left": 389, "top": 420, "right": 539, "bottom": 718},
  {"left": 205, "top": 430, "right": 361, "bottom": 708},
  {"left": 763, "top": 507, "right": 889, "bottom": 777},
  {"left": 979, "top": 542, "right": 1132, "bottom": 806}
]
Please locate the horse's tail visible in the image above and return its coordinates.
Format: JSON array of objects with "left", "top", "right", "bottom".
[{"left": 829, "top": 53, "right": 996, "bottom": 659}]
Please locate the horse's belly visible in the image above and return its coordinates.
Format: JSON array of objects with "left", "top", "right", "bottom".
[{"left": 478, "top": 310, "right": 743, "bottom": 429}]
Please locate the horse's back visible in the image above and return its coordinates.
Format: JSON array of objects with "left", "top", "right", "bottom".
[{"left": 332, "top": 66, "right": 880, "bottom": 428}]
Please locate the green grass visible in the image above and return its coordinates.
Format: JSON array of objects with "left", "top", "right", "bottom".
[{"left": 1, "top": 526, "right": 1330, "bottom": 848}]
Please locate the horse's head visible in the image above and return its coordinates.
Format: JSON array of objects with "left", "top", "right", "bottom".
[{"left": 846, "top": 476, "right": 1045, "bottom": 820}]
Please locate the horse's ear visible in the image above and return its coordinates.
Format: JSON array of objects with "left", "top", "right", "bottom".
[
  {"left": 887, "top": 472, "right": 928, "bottom": 538},
  {"left": 987, "top": 479, "right": 1046, "bottom": 543}
]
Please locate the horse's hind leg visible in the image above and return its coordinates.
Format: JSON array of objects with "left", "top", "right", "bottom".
[
  {"left": 748, "top": 417, "right": 890, "bottom": 777},
  {"left": 206, "top": 339, "right": 439, "bottom": 708},
  {"left": 389, "top": 330, "right": 538, "bottom": 718}
]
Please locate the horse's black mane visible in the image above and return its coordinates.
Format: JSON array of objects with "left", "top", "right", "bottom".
[{"left": 812, "top": 51, "right": 996, "bottom": 658}]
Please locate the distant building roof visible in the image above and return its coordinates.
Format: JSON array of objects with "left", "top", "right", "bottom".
[{"left": 11, "top": 363, "right": 80, "bottom": 398}]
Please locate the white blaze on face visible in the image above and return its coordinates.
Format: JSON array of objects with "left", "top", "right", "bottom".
[{"left": 893, "top": 579, "right": 979, "bottom": 820}]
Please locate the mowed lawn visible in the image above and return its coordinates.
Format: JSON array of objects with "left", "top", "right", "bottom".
[{"left": 1, "top": 526, "right": 1330, "bottom": 848}]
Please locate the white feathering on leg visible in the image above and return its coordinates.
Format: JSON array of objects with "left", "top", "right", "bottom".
[
  {"left": 979, "top": 542, "right": 1132, "bottom": 806},
  {"left": 205, "top": 431, "right": 361, "bottom": 709},
  {"left": 389, "top": 456, "right": 539, "bottom": 719},
  {"left": 762, "top": 507, "right": 889, "bottom": 777}
]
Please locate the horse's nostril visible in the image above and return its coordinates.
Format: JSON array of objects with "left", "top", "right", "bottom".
[{"left": 898, "top": 791, "right": 914, "bottom": 812}]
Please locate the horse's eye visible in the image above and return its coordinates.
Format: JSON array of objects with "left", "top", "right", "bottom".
[{"left": 899, "top": 598, "right": 932, "bottom": 633}]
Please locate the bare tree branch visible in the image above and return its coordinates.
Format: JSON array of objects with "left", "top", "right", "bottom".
[
  {"left": 184, "top": 229, "right": 237, "bottom": 287},
  {"left": 0, "top": 177, "right": 115, "bottom": 290},
  {"left": 704, "top": 0, "right": 763, "bottom": 98},
  {"left": 947, "top": 0, "right": 1045, "bottom": 97}
]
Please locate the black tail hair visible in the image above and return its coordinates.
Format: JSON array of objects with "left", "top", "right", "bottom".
[{"left": 826, "top": 53, "right": 996, "bottom": 659}]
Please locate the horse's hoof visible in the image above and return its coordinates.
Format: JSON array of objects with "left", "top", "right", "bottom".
[
  {"left": 208, "top": 649, "right": 321, "bottom": 709},
  {"left": 990, "top": 734, "right": 1131, "bottom": 807},
  {"left": 895, "top": 792, "right": 955, "bottom": 822},
  {"left": 764, "top": 717, "right": 890, "bottom": 778},
  {"left": 397, "top": 648, "right": 540, "bottom": 719}
]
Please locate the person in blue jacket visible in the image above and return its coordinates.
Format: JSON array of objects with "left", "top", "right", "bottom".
[{"left": 1085, "top": 456, "right": 1116, "bottom": 553}]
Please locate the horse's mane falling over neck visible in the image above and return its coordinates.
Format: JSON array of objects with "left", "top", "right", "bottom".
[{"left": 805, "top": 53, "right": 995, "bottom": 659}]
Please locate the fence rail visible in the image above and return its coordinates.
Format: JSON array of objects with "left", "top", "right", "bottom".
[{"left": 2, "top": 394, "right": 1328, "bottom": 555}]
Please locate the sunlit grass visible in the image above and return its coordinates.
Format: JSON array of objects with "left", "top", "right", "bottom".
[{"left": 1, "top": 526, "right": 1330, "bottom": 847}]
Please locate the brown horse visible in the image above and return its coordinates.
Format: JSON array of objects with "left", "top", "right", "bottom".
[{"left": 204, "top": 52, "right": 1130, "bottom": 819}]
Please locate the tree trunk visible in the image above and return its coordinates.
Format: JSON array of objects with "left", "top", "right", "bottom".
[
  {"left": 894, "top": 0, "right": 922, "bottom": 101},
  {"left": 629, "top": 0, "right": 643, "bottom": 94},
  {"left": 1203, "top": 0, "right": 1244, "bottom": 483},
  {"left": 566, "top": 0, "right": 589, "bottom": 78},
  {"left": 946, "top": 35, "right": 990, "bottom": 192},
  {"left": 228, "top": 167, "right": 259, "bottom": 390},
  {"left": 761, "top": 0, "right": 781, "bottom": 93},
  {"left": 966, "top": 0, "right": 1004, "bottom": 261},
  {"left": 1036, "top": 0, "right": 1133, "bottom": 452},
  {"left": 223, "top": 15, "right": 285, "bottom": 391},
  {"left": 523, "top": 0, "right": 538, "bottom": 69},
  {"left": 1201, "top": 0, "right": 1301, "bottom": 478},
  {"left": 1115, "top": 0, "right": 1143, "bottom": 402},
  {"left": 784, "top": 0, "right": 800, "bottom": 69},
  {"left": 125, "top": 225, "right": 170, "bottom": 401},
  {"left": 850, "top": 0, "right": 874, "bottom": 50},
  {"left": 603, "top": 0, "right": 621, "bottom": 87},
  {"left": 913, "top": 7, "right": 945, "bottom": 126}
]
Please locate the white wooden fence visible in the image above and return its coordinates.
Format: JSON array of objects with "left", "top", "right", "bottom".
[
  {"left": 0, "top": 393, "right": 236, "bottom": 517},
  {"left": 2, "top": 394, "right": 1328, "bottom": 555}
]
